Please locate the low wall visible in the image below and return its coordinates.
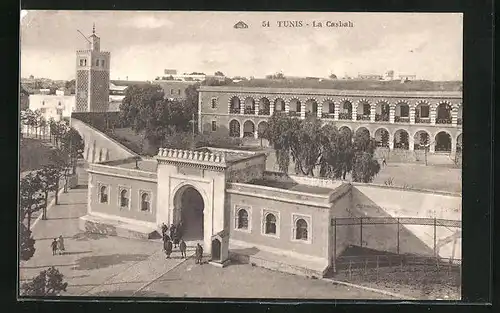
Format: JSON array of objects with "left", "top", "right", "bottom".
[{"left": 71, "top": 118, "right": 138, "bottom": 163}]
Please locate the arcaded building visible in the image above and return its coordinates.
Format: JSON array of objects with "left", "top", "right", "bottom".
[{"left": 197, "top": 86, "right": 462, "bottom": 154}]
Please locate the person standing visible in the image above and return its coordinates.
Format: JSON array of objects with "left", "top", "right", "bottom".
[
  {"left": 161, "top": 223, "right": 168, "bottom": 238},
  {"left": 179, "top": 239, "right": 187, "bottom": 259},
  {"left": 169, "top": 224, "right": 176, "bottom": 244},
  {"left": 57, "top": 235, "right": 65, "bottom": 255},
  {"left": 164, "top": 238, "right": 173, "bottom": 259},
  {"left": 195, "top": 243, "right": 203, "bottom": 264},
  {"left": 51, "top": 238, "right": 58, "bottom": 256},
  {"left": 382, "top": 157, "right": 387, "bottom": 167}
]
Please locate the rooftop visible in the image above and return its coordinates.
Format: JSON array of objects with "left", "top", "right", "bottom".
[
  {"left": 248, "top": 178, "right": 335, "bottom": 195},
  {"left": 115, "top": 159, "right": 158, "bottom": 173},
  {"left": 201, "top": 78, "right": 462, "bottom": 93}
]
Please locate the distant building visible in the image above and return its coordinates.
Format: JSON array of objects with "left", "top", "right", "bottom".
[
  {"left": 399, "top": 74, "right": 417, "bottom": 82},
  {"left": 384, "top": 70, "right": 395, "bottom": 81},
  {"left": 153, "top": 80, "right": 197, "bottom": 101},
  {"left": 159, "top": 69, "right": 225, "bottom": 83},
  {"left": 164, "top": 69, "right": 177, "bottom": 75},
  {"left": 28, "top": 94, "right": 75, "bottom": 122},
  {"left": 108, "top": 80, "right": 151, "bottom": 112},
  {"left": 357, "top": 74, "right": 383, "bottom": 80}
]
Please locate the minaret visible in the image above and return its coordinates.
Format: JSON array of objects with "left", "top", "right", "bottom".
[{"left": 75, "top": 24, "right": 110, "bottom": 112}]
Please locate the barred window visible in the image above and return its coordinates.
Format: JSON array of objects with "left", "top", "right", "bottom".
[
  {"left": 265, "top": 213, "right": 277, "bottom": 235},
  {"left": 211, "top": 121, "right": 217, "bottom": 132},
  {"left": 141, "top": 193, "right": 150, "bottom": 211},
  {"left": 211, "top": 98, "right": 217, "bottom": 109},
  {"left": 295, "top": 219, "right": 308, "bottom": 240},
  {"left": 99, "top": 186, "right": 108, "bottom": 203},
  {"left": 120, "top": 189, "right": 129, "bottom": 208},
  {"left": 237, "top": 209, "right": 249, "bottom": 229}
]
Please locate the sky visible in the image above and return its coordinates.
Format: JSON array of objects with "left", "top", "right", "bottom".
[{"left": 20, "top": 11, "right": 463, "bottom": 81}]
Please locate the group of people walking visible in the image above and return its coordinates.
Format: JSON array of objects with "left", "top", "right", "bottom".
[
  {"left": 161, "top": 223, "right": 204, "bottom": 264},
  {"left": 50, "top": 235, "right": 65, "bottom": 256}
]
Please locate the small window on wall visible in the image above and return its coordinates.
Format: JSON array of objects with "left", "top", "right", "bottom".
[
  {"left": 140, "top": 192, "right": 151, "bottom": 212},
  {"left": 95, "top": 59, "right": 99, "bottom": 66},
  {"left": 99, "top": 185, "right": 108, "bottom": 204},
  {"left": 211, "top": 121, "right": 217, "bottom": 132},
  {"left": 211, "top": 98, "right": 217, "bottom": 109},
  {"left": 57, "top": 109, "right": 63, "bottom": 115},
  {"left": 265, "top": 213, "right": 277, "bottom": 235},
  {"left": 178, "top": 89, "right": 181, "bottom": 95},
  {"left": 79, "top": 59, "right": 84, "bottom": 66},
  {"left": 237, "top": 209, "right": 249, "bottom": 229},
  {"left": 295, "top": 219, "right": 308, "bottom": 240},
  {"left": 101, "top": 60, "right": 105, "bottom": 67},
  {"left": 119, "top": 188, "right": 130, "bottom": 209}
]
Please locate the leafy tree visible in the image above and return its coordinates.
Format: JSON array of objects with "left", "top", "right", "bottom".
[
  {"left": 329, "top": 73, "right": 337, "bottom": 79},
  {"left": 37, "top": 165, "right": 63, "bottom": 220},
  {"left": 20, "top": 172, "right": 45, "bottom": 230},
  {"left": 21, "top": 267, "right": 68, "bottom": 296},
  {"left": 351, "top": 152, "right": 381, "bottom": 183},
  {"left": 20, "top": 222, "right": 36, "bottom": 261},
  {"left": 214, "top": 71, "right": 224, "bottom": 76},
  {"left": 266, "top": 115, "right": 380, "bottom": 181},
  {"left": 60, "top": 128, "right": 84, "bottom": 174}
]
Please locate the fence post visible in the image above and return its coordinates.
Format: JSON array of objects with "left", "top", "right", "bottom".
[
  {"left": 360, "top": 217, "right": 363, "bottom": 247},
  {"left": 433, "top": 217, "right": 437, "bottom": 257},
  {"left": 397, "top": 218, "right": 400, "bottom": 254},
  {"left": 333, "top": 218, "right": 337, "bottom": 273}
]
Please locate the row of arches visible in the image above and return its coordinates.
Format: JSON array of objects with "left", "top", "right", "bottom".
[
  {"left": 227, "top": 96, "right": 462, "bottom": 125},
  {"left": 340, "top": 126, "right": 462, "bottom": 152},
  {"left": 227, "top": 118, "right": 462, "bottom": 152}
]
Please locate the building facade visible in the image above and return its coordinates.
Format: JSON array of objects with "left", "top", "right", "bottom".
[
  {"left": 198, "top": 86, "right": 463, "bottom": 154},
  {"left": 75, "top": 25, "right": 110, "bottom": 113},
  {"left": 81, "top": 146, "right": 461, "bottom": 277},
  {"left": 28, "top": 94, "right": 75, "bottom": 121}
]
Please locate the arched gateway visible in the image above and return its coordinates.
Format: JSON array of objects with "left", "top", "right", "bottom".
[{"left": 173, "top": 185, "right": 204, "bottom": 241}]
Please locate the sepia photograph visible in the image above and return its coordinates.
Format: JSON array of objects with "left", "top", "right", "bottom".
[{"left": 19, "top": 11, "right": 463, "bottom": 300}]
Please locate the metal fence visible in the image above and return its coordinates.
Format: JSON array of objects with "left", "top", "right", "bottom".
[{"left": 330, "top": 217, "right": 462, "bottom": 284}]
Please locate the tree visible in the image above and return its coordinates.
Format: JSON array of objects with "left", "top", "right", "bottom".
[
  {"left": 20, "top": 172, "right": 45, "bottom": 230},
  {"left": 60, "top": 128, "right": 84, "bottom": 174},
  {"left": 214, "top": 71, "right": 224, "bottom": 76},
  {"left": 37, "top": 165, "right": 62, "bottom": 220},
  {"left": 265, "top": 115, "right": 380, "bottom": 182},
  {"left": 21, "top": 267, "right": 68, "bottom": 296},
  {"left": 329, "top": 73, "right": 337, "bottom": 79},
  {"left": 20, "top": 222, "right": 36, "bottom": 261},
  {"left": 64, "top": 79, "right": 75, "bottom": 94},
  {"left": 351, "top": 152, "right": 381, "bottom": 183}
]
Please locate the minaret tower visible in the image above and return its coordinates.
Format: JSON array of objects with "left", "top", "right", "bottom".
[{"left": 75, "top": 24, "right": 110, "bottom": 112}]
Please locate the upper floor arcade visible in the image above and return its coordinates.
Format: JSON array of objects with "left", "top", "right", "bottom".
[{"left": 199, "top": 86, "right": 463, "bottom": 127}]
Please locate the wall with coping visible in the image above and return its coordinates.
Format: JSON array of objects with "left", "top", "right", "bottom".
[
  {"left": 88, "top": 170, "right": 158, "bottom": 224},
  {"left": 71, "top": 118, "right": 137, "bottom": 163}
]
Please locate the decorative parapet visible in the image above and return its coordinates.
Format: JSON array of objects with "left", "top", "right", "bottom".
[{"left": 156, "top": 148, "right": 228, "bottom": 170}]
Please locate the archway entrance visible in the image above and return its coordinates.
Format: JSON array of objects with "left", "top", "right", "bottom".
[
  {"left": 174, "top": 186, "right": 204, "bottom": 241},
  {"left": 212, "top": 238, "right": 221, "bottom": 261},
  {"left": 435, "top": 131, "right": 452, "bottom": 152}
]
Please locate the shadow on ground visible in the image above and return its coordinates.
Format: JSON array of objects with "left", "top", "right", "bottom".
[
  {"left": 71, "top": 253, "right": 150, "bottom": 270},
  {"left": 91, "top": 290, "right": 173, "bottom": 297},
  {"left": 72, "top": 232, "right": 109, "bottom": 241}
]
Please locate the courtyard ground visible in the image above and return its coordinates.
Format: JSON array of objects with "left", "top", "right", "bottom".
[
  {"left": 19, "top": 169, "right": 397, "bottom": 300},
  {"left": 265, "top": 149, "right": 461, "bottom": 193}
]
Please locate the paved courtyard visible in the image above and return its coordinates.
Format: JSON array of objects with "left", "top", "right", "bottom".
[{"left": 19, "top": 170, "right": 395, "bottom": 299}]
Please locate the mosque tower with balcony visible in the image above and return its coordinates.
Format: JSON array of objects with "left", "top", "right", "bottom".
[{"left": 75, "top": 24, "right": 110, "bottom": 112}]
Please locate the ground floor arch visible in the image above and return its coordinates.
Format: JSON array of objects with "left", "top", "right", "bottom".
[
  {"left": 435, "top": 131, "right": 452, "bottom": 152},
  {"left": 393, "top": 129, "right": 410, "bottom": 150},
  {"left": 243, "top": 120, "right": 255, "bottom": 138},
  {"left": 457, "top": 133, "right": 462, "bottom": 152},
  {"left": 355, "top": 126, "right": 370, "bottom": 138},
  {"left": 173, "top": 185, "right": 205, "bottom": 241},
  {"left": 374, "top": 128, "right": 390, "bottom": 147},
  {"left": 413, "top": 130, "right": 430, "bottom": 150},
  {"left": 257, "top": 121, "right": 269, "bottom": 138},
  {"left": 229, "top": 120, "right": 241, "bottom": 137},
  {"left": 338, "top": 125, "right": 352, "bottom": 136}
]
